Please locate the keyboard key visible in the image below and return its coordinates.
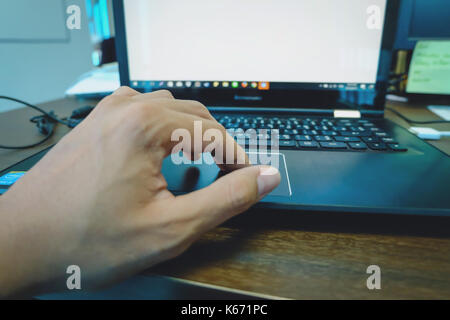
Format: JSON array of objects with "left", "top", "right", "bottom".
[
  {"left": 322, "top": 130, "right": 338, "bottom": 136},
  {"left": 381, "top": 137, "right": 397, "bottom": 143},
  {"left": 388, "top": 144, "right": 408, "bottom": 152},
  {"left": 320, "top": 142, "right": 347, "bottom": 149},
  {"left": 297, "top": 141, "right": 319, "bottom": 149},
  {"left": 239, "top": 140, "right": 278, "bottom": 148},
  {"left": 362, "top": 137, "right": 379, "bottom": 143},
  {"left": 295, "top": 135, "right": 312, "bottom": 141},
  {"left": 314, "top": 135, "right": 333, "bottom": 141},
  {"left": 335, "top": 136, "right": 361, "bottom": 142},
  {"left": 349, "top": 142, "right": 368, "bottom": 150},
  {"left": 368, "top": 142, "right": 387, "bottom": 151},
  {"left": 341, "top": 131, "right": 372, "bottom": 137},
  {"left": 356, "top": 131, "right": 372, "bottom": 137},
  {"left": 278, "top": 140, "right": 296, "bottom": 148},
  {"left": 270, "top": 129, "right": 280, "bottom": 135}
]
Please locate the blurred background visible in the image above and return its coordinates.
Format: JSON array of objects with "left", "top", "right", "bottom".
[
  {"left": 0, "top": 0, "right": 115, "bottom": 112},
  {"left": 0, "top": 0, "right": 449, "bottom": 112}
]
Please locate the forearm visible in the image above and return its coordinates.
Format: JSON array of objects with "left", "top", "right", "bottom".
[{"left": 0, "top": 188, "right": 66, "bottom": 298}]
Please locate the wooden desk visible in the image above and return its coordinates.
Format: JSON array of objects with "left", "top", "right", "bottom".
[{"left": 1, "top": 97, "right": 450, "bottom": 299}]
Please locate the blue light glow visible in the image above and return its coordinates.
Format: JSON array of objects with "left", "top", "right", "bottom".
[
  {"left": 99, "top": 0, "right": 110, "bottom": 39},
  {"left": 93, "top": 2, "right": 103, "bottom": 39}
]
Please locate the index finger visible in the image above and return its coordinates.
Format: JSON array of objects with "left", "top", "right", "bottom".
[{"left": 160, "top": 111, "right": 250, "bottom": 170}]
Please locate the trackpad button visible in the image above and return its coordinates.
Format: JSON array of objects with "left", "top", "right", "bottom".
[{"left": 248, "top": 151, "right": 291, "bottom": 197}]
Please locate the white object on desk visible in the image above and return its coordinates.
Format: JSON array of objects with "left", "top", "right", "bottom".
[
  {"left": 386, "top": 94, "right": 409, "bottom": 103},
  {"left": 65, "top": 62, "right": 120, "bottom": 97},
  {"left": 428, "top": 105, "right": 450, "bottom": 121},
  {"left": 409, "top": 127, "right": 450, "bottom": 140}
]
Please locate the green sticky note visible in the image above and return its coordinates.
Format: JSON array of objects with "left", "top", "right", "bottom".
[{"left": 407, "top": 40, "right": 450, "bottom": 95}]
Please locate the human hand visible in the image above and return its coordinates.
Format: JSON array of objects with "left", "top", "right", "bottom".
[{"left": 0, "top": 87, "right": 280, "bottom": 297}]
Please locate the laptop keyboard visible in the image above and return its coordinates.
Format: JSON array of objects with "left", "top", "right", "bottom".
[{"left": 215, "top": 115, "right": 408, "bottom": 152}]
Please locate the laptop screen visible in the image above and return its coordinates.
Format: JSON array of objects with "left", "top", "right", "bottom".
[
  {"left": 123, "top": 0, "right": 386, "bottom": 92},
  {"left": 116, "top": 0, "right": 396, "bottom": 110}
]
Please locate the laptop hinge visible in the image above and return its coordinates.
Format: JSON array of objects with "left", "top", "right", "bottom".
[{"left": 333, "top": 110, "right": 361, "bottom": 119}]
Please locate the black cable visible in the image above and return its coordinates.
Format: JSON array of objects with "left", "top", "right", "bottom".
[
  {"left": 0, "top": 96, "right": 68, "bottom": 126},
  {"left": 0, "top": 128, "right": 54, "bottom": 150},
  {"left": 0, "top": 96, "right": 66, "bottom": 150},
  {"left": 386, "top": 107, "right": 450, "bottom": 124}
]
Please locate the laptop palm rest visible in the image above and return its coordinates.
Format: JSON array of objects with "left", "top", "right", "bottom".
[{"left": 162, "top": 152, "right": 292, "bottom": 197}]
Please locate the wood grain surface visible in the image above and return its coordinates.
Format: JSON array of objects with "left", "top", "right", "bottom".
[{"left": 150, "top": 210, "right": 450, "bottom": 299}]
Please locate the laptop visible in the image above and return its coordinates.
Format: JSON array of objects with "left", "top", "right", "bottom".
[
  {"left": 111, "top": 0, "right": 449, "bottom": 216},
  {"left": 2, "top": 1, "right": 448, "bottom": 216}
]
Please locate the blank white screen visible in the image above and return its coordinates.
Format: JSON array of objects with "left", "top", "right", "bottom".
[{"left": 124, "top": 0, "right": 386, "bottom": 83}]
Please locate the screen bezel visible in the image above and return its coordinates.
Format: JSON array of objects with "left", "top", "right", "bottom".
[{"left": 113, "top": 0, "right": 399, "bottom": 112}]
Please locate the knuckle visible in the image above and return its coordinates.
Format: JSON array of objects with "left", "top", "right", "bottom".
[
  {"left": 99, "top": 94, "right": 120, "bottom": 106},
  {"left": 138, "top": 100, "right": 166, "bottom": 115},
  {"left": 189, "top": 100, "right": 211, "bottom": 116},
  {"left": 115, "top": 86, "right": 133, "bottom": 94},
  {"left": 189, "top": 100, "right": 205, "bottom": 108},
  {"left": 157, "top": 89, "right": 174, "bottom": 99},
  {"left": 142, "top": 98, "right": 170, "bottom": 114}
]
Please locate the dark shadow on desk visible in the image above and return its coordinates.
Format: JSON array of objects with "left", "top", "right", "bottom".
[{"left": 228, "top": 207, "right": 450, "bottom": 238}]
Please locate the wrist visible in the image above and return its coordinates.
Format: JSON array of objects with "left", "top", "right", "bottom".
[{"left": 0, "top": 190, "right": 65, "bottom": 297}]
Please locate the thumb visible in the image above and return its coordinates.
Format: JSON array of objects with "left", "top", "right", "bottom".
[{"left": 171, "top": 165, "right": 281, "bottom": 232}]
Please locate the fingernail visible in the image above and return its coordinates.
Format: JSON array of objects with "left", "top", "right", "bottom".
[{"left": 257, "top": 166, "right": 281, "bottom": 197}]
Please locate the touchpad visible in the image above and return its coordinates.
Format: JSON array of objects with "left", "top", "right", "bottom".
[{"left": 162, "top": 152, "right": 291, "bottom": 197}]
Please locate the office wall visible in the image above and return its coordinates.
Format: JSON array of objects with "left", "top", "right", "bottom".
[{"left": 0, "top": 0, "right": 94, "bottom": 112}]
